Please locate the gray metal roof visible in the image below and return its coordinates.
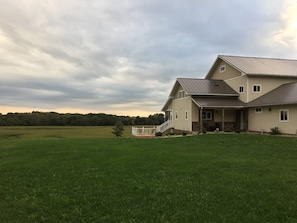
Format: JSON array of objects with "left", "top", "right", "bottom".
[
  {"left": 174, "top": 78, "right": 238, "bottom": 96},
  {"left": 206, "top": 55, "right": 297, "bottom": 78},
  {"left": 247, "top": 82, "right": 297, "bottom": 107},
  {"left": 192, "top": 97, "right": 245, "bottom": 108}
]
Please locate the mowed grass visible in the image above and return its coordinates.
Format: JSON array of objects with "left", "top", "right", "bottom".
[{"left": 1, "top": 132, "right": 297, "bottom": 222}]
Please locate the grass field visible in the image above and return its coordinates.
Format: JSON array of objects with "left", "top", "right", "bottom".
[
  {"left": 0, "top": 126, "right": 133, "bottom": 139},
  {"left": 1, "top": 128, "right": 297, "bottom": 222}
]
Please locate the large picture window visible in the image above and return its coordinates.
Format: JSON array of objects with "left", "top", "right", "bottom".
[
  {"left": 279, "top": 109, "right": 289, "bottom": 122},
  {"left": 202, "top": 111, "right": 212, "bottom": 120}
]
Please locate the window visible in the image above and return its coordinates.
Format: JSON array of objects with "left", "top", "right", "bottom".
[
  {"left": 255, "top": 107, "right": 262, "bottom": 113},
  {"left": 175, "top": 111, "right": 178, "bottom": 120},
  {"left": 253, "top": 84, "right": 261, "bottom": 93},
  {"left": 185, "top": 111, "right": 188, "bottom": 120},
  {"left": 280, "top": 109, "right": 289, "bottom": 122},
  {"left": 239, "top": 85, "right": 244, "bottom": 93},
  {"left": 202, "top": 111, "right": 212, "bottom": 120},
  {"left": 220, "top": 65, "right": 226, "bottom": 73},
  {"left": 178, "top": 90, "right": 185, "bottom": 98}
]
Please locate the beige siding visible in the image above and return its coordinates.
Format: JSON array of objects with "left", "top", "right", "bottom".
[
  {"left": 192, "top": 101, "right": 199, "bottom": 122},
  {"left": 174, "top": 85, "right": 190, "bottom": 99},
  {"left": 210, "top": 61, "right": 241, "bottom": 80},
  {"left": 248, "top": 105, "right": 297, "bottom": 135},
  {"left": 172, "top": 96, "right": 192, "bottom": 131},
  {"left": 247, "top": 77, "right": 297, "bottom": 102},
  {"left": 225, "top": 75, "right": 248, "bottom": 103}
]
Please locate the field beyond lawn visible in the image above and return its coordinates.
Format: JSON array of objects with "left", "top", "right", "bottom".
[{"left": 1, "top": 133, "right": 297, "bottom": 222}]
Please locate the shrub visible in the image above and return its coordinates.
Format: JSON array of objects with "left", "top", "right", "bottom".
[
  {"left": 155, "top": 132, "right": 162, "bottom": 137},
  {"left": 270, "top": 127, "right": 281, "bottom": 135},
  {"left": 112, "top": 121, "right": 124, "bottom": 137}
]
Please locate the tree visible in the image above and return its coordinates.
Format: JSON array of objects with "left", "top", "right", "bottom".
[{"left": 112, "top": 121, "right": 124, "bottom": 137}]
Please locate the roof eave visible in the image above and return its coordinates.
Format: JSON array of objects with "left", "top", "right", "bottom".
[
  {"left": 190, "top": 93, "right": 239, "bottom": 97},
  {"left": 161, "top": 98, "right": 172, "bottom": 111},
  {"left": 246, "top": 101, "right": 297, "bottom": 108},
  {"left": 246, "top": 73, "right": 297, "bottom": 78}
]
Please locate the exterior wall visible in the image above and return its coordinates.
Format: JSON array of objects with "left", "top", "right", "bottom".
[
  {"left": 225, "top": 75, "right": 248, "bottom": 103},
  {"left": 248, "top": 104, "right": 297, "bottom": 135},
  {"left": 210, "top": 60, "right": 241, "bottom": 80},
  {"left": 192, "top": 101, "right": 199, "bottom": 122},
  {"left": 247, "top": 76, "right": 297, "bottom": 102},
  {"left": 172, "top": 96, "right": 192, "bottom": 132}
]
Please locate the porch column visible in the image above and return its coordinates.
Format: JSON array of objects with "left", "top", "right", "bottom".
[
  {"left": 200, "top": 107, "right": 203, "bottom": 133},
  {"left": 222, "top": 108, "right": 225, "bottom": 131}
]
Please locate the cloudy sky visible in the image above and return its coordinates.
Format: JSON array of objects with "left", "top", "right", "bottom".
[{"left": 1, "top": 0, "right": 297, "bottom": 116}]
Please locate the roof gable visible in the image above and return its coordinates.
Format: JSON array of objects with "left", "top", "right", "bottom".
[
  {"left": 206, "top": 55, "right": 297, "bottom": 79},
  {"left": 247, "top": 82, "right": 297, "bottom": 107}
]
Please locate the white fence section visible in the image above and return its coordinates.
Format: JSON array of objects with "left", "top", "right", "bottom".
[
  {"left": 156, "top": 120, "right": 173, "bottom": 133},
  {"left": 132, "top": 120, "right": 173, "bottom": 136},
  {"left": 132, "top": 126, "right": 157, "bottom": 136}
]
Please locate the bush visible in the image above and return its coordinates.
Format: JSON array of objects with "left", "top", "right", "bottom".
[
  {"left": 270, "top": 127, "right": 281, "bottom": 135},
  {"left": 112, "top": 121, "right": 124, "bottom": 137},
  {"left": 155, "top": 132, "right": 162, "bottom": 137}
]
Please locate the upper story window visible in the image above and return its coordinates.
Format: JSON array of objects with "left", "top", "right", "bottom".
[
  {"left": 280, "top": 109, "right": 289, "bottom": 122},
  {"left": 239, "top": 85, "right": 244, "bottom": 93},
  {"left": 178, "top": 90, "right": 185, "bottom": 98},
  {"left": 253, "top": 84, "right": 261, "bottom": 93},
  {"left": 219, "top": 65, "right": 226, "bottom": 73}
]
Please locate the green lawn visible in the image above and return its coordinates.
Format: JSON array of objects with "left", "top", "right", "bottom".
[{"left": 1, "top": 131, "right": 297, "bottom": 222}]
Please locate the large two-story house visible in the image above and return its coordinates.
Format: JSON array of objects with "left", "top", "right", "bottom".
[{"left": 161, "top": 55, "right": 297, "bottom": 135}]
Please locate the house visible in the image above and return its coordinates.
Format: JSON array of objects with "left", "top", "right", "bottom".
[{"left": 161, "top": 55, "right": 297, "bottom": 135}]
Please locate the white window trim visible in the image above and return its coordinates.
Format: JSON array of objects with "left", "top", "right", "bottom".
[
  {"left": 279, "top": 109, "right": 289, "bottom": 122},
  {"left": 255, "top": 107, "right": 262, "bottom": 113},
  {"left": 220, "top": 65, "right": 226, "bottom": 73},
  {"left": 253, "top": 84, "right": 262, "bottom": 93},
  {"left": 239, "top": 85, "right": 244, "bottom": 93}
]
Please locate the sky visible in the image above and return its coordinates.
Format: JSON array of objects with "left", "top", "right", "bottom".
[{"left": 1, "top": 0, "right": 297, "bottom": 116}]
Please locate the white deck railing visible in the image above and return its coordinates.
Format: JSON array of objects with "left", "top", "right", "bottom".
[
  {"left": 132, "top": 120, "right": 173, "bottom": 136},
  {"left": 132, "top": 126, "right": 157, "bottom": 136}
]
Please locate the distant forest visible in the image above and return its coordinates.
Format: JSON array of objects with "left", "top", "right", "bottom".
[{"left": 0, "top": 111, "right": 165, "bottom": 126}]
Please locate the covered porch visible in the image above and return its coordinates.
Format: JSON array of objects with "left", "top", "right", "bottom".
[{"left": 192, "top": 97, "right": 246, "bottom": 133}]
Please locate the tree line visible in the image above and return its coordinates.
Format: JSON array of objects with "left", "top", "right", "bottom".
[{"left": 0, "top": 111, "right": 165, "bottom": 126}]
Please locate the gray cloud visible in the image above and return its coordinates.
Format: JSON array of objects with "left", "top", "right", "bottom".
[{"left": 0, "top": 0, "right": 296, "bottom": 115}]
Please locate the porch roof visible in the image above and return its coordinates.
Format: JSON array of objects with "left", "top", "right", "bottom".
[{"left": 192, "top": 97, "right": 245, "bottom": 108}]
